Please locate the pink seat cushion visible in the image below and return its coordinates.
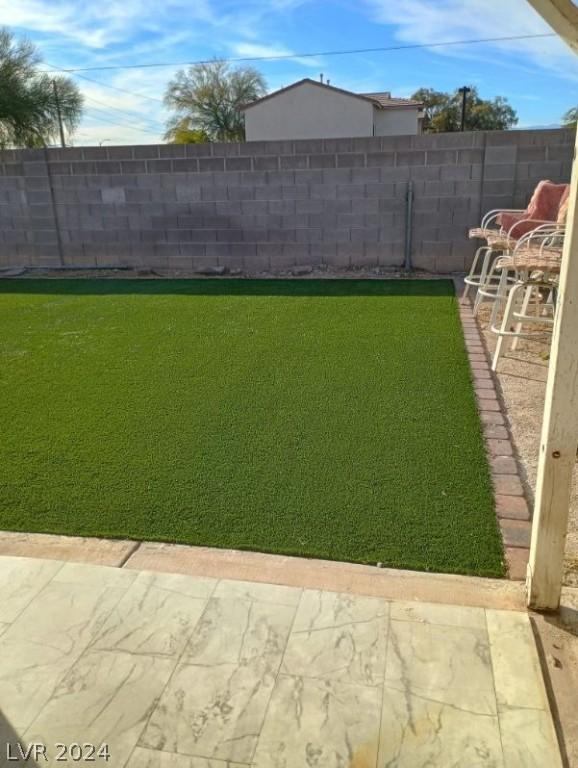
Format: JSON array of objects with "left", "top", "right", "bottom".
[{"left": 499, "top": 181, "right": 569, "bottom": 238}]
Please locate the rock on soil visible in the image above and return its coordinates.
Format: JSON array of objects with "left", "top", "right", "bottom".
[{"left": 195, "top": 266, "right": 228, "bottom": 276}]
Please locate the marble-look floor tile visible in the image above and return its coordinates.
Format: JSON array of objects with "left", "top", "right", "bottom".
[
  {"left": 390, "top": 600, "right": 486, "bottom": 629},
  {"left": 127, "top": 747, "right": 249, "bottom": 767},
  {"left": 142, "top": 597, "right": 296, "bottom": 763},
  {"left": 184, "top": 597, "right": 296, "bottom": 665},
  {"left": 281, "top": 589, "right": 388, "bottom": 686},
  {"left": 25, "top": 650, "right": 174, "bottom": 768},
  {"left": 0, "top": 622, "right": 10, "bottom": 638},
  {"left": 386, "top": 619, "right": 496, "bottom": 715},
  {"left": 252, "top": 674, "right": 381, "bottom": 768},
  {"left": 53, "top": 561, "right": 137, "bottom": 588},
  {"left": 378, "top": 686, "right": 504, "bottom": 767},
  {"left": 486, "top": 610, "right": 549, "bottom": 710},
  {"left": 0, "top": 556, "right": 62, "bottom": 623},
  {"left": 140, "top": 660, "right": 277, "bottom": 764},
  {"left": 91, "top": 571, "right": 212, "bottom": 657},
  {"left": 213, "top": 579, "right": 301, "bottom": 606},
  {"left": 499, "top": 708, "right": 562, "bottom": 768},
  {"left": 0, "top": 577, "right": 130, "bottom": 729}
]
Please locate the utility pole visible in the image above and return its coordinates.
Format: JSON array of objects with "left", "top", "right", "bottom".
[
  {"left": 458, "top": 86, "right": 471, "bottom": 131},
  {"left": 52, "top": 79, "right": 66, "bottom": 148}
]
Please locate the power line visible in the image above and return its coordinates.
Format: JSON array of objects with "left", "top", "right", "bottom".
[
  {"left": 41, "top": 31, "right": 558, "bottom": 107},
  {"left": 43, "top": 63, "right": 164, "bottom": 104},
  {"left": 73, "top": 71, "right": 165, "bottom": 104},
  {"left": 43, "top": 62, "right": 164, "bottom": 137},
  {"left": 82, "top": 110, "right": 160, "bottom": 136},
  {"left": 42, "top": 30, "right": 559, "bottom": 138},
  {"left": 82, "top": 93, "right": 165, "bottom": 129},
  {"left": 43, "top": 33, "right": 557, "bottom": 73}
]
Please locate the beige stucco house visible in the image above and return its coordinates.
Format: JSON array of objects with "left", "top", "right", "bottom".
[{"left": 241, "top": 78, "right": 424, "bottom": 141}]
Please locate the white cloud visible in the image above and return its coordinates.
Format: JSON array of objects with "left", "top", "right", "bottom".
[
  {"left": 365, "top": 0, "right": 578, "bottom": 78},
  {"left": 0, "top": 0, "right": 215, "bottom": 49},
  {"left": 2, "top": 0, "right": 321, "bottom": 144},
  {"left": 230, "top": 41, "right": 321, "bottom": 68},
  {"left": 0, "top": 0, "right": 107, "bottom": 47},
  {"left": 8, "top": 0, "right": 575, "bottom": 144},
  {"left": 72, "top": 68, "right": 172, "bottom": 145},
  {"left": 0, "top": 0, "right": 214, "bottom": 144},
  {"left": 367, "top": 0, "right": 548, "bottom": 43}
]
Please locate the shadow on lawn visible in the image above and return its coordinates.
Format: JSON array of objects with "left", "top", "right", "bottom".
[{"left": 0, "top": 277, "right": 455, "bottom": 298}]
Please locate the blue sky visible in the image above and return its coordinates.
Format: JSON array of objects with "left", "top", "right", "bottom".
[{"left": 3, "top": 0, "right": 578, "bottom": 144}]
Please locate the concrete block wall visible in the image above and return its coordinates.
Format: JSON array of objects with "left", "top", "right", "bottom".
[{"left": 0, "top": 128, "right": 573, "bottom": 273}]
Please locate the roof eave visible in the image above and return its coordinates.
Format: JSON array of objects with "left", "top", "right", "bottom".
[
  {"left": 372, "top": 103, "right": 425, "bottom": 110},
  {"left": 241, "top": 78, "right": 385, "bottom": 111}
]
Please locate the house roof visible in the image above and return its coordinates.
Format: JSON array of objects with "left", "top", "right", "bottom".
[
  {"left": 241, "top": 78, "right": 423, "bottom": 111},
  {"left": 361, "top": 92, "right": 424, "bottom": 109}
]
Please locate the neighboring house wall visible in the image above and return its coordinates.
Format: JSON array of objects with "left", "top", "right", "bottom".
[
  {"left": 244, "top": 81, "right": 374, "bottom": 141},
  {"left": 0, "top": 128, "right": 573, "bottom": 274},
  {"left": 373, "top": 107, "right": 421, "bottom": 136}
]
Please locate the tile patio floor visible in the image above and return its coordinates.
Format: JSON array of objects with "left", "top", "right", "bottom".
[{"left": 0, "top": 556, "right": 562, "bottom": 768}]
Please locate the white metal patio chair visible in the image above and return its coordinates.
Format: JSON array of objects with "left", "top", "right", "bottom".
[
  {"left": 489, "top": 228, "right": 565, "bottom": 370},
  {"left": 464, "top": 180, "right": 569, "bottom": 310},
  {"left": 463, "top": 209, "right": 526, "bottom": 303},
  {"left": 473, "top": 222, "right": 563, "bottom": 327}
]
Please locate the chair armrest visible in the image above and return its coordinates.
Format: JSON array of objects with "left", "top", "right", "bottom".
[
  {"left": 481, "top": 208, "right": 525, "bottom": 229},
  {"left": 515, "top": 226, "right": 565, "bottom": 252}
]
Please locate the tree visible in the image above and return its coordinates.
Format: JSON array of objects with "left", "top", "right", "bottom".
[
  {"left": 412, "top": 88, "right": 453, "bottom": 133},
  {"left": 165, "top": 120, "right": 210, "bottom": 144},
  {"left": 0, "top": 28, "right": 83, "bottom": 148},
  {"left": 412, "top": 86, "right": 517, "bottom": 133},
  {"left": 562, "top": 107, "right": 578, "bottom": 128},
  {"left": 164, "top": 60, "right": 266, "bottom": 143}
]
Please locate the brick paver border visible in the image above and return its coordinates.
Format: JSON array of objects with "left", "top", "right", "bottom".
[{"left": 457, "top": 303, "right": 531, "bottom": 580}]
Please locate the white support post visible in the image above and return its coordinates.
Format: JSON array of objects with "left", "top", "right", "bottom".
[
  {"left": 527, "top": 125, "right": 578, "bottom": 610},
  {"left": 526, "top": 0, "right": 578, "bottom": 53}
]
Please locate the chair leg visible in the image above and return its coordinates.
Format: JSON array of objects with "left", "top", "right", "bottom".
[
  {"left": 511, "top": 284, "right": 533, "bottom": 351},
  {"left": 492, "top": 283, "right": 521, "bottom": 371},
  {"left": 472, "top": 286, "right": 484, "bottom": 317},
  {"left": 461, "top": 246, "right": 485, "bottom": 303},
  {"left": 489, "top": 268, "right": 509, "bottom": 328},
  {"left": 473, "top": 251, "right": 496, "bottom": 316},
  {"left": 473, "top": 286, "right": 484, "bottom": 316},
  {"left": 479, "top": 249, "right": 496, "bottom": 297}
]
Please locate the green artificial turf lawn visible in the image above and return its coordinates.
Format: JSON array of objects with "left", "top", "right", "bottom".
[{"left": 0, "top": 278, "right": 504, "bottom": 576}]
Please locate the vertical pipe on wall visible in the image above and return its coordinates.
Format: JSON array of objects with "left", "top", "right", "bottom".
[
  {"left": 43, "top": 147, "right": 64, "bottom": 267},
  {"left": 404, "top": 181, "right": 414, "bottom": 271}
]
